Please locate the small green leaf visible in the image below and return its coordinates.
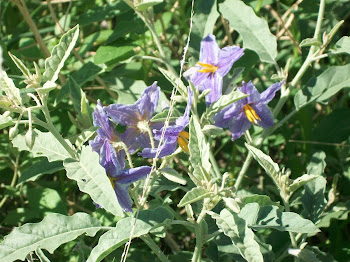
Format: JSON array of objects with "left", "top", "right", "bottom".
[
  {"left": 178, "top": 187, "right": 212, "bottom": 207},
  {"left": 242, "top": 194, "right": 281, "bottom": 208},
  {"left": 288, "top": 248, "right": 319, "bottom": 262},
  {"left": 307, "top": 151, "right": 326, "bottom": 176},
  {"left": 289, "top": 174, "right": 318, "bottom": 194},
  {"left": 202, "top": 124, "right": 224, "bottom": 136},
  {"left": 63, "top": 146, "right": 124, "bottom": 217},
  {"left": 12, "top": 129, "right": 72, "bottom": 162},
  {"left": 210, "top": 209, "right": 264, "bottom": 262},
  {"left": 87, "top": 207, "right": 173, "bottom": 262},
  {"left": 0, "top": 213, "right": 102, "bottom": 262},
  {"left": 74, "top": 126, "right": 99, "bottom": 149},
  {"left": 299, "top": 38, "right": 322, "bottom": 47},
  {"left": 332, "top": 36, "right": 350, "bottom": 55},
  {"left": 0, "top": 113, "right": 14, "bottom": 130},
  {"left": 219, "top": 0, "right": 277, "bottom": 64},
  {"left": 160, "top": 168, "right": 187, "bottom": 185},
  {"left": 206, "top": 90, "right": 248, "bottom": 117},
  {"left": 43, "top": 25, "right": 79, "bottom": 83},
  {"left": 239, "top": 203, "right": 320, "bottom": 234},
  {"left": 135, "top": 0, "right": 163, "bottom": 11},
  {"left": 8, "top": 52, "right": 31, "bottom": 78},
  {"left": 94, "top": 43, "right": 136, "bottom": 65},
  {"left": 317, "top": 201, "right": 350, "bottom": 228},
  {"left": 301, "top": 176, "right": 327, "bottom": 223},
  {"left": 158, "top": 67, "right": 187, "bottom": 98},
  {"left": 0, "top": 72, "right": 22, "bottom": 106},
  {"left": 294, "top": 64, "right": 350, "bottom": 110},
  {"left": 189, "top": 116, "right": 211, "bottom": 182}
]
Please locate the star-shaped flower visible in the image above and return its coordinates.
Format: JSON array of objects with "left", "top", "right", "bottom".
[
  {"left": 104, "top": 82, "right": 161, "bottom": 153},
  {"left": 140, "top": 89, "right": 193, "bottom": 158},
  {"left": 213, "top": 80, "right": 284, "bottom": 140},
  {"left": 190, "top": 34, "right": 244, "bottom": 105}
]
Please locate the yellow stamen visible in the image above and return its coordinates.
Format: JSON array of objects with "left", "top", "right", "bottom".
[
  {"left": 243, "top": 104, "right": 261, "bottom": 125},
  {"left": 108, "top": 176, "right": 117, "bottom": 190},
  {"left": 177, "top": 131, "right": 190, "bottom": 153},
  {"left": 197, "top": 62, "right": 218, "bottom": 73}
]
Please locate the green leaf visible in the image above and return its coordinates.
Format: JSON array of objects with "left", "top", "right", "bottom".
[
  {"left": 332, "top": 36, "right": 350, "bottom": 55},
  {"left": 288, "top": 248, "right": 319, "bottom": 262},
  {"left": 158, "top": 67, "right": 187, "bottom": 98},
  {"left": 159, "top": 168, "right": 187, "bottom": 185},
  {"left": 63, "top": 146, "right": 124, "bottom": 217},
  {"left": 239, "top": 203, "right": 320, "bottom": 234},
  {"left": 189, "top": 116, "right": 211, "bottom": 182},
  {"left": 301, "top": 176, "right": 327, "bottom": 223},
  {"left": 87, "top": 207, "right": 173, "bottom": 262},
  {"left": 178, "top": 187, "right": 212, "bottom": 207},
  {"left": 294, "top": 64, "right": 350, "bottom": 110},
  {"left": 17, "top": 159, "right": 63, "bottom": 186},
  {"left": 43, "top": 25, "right": 79, "bottom": 83},
  {"left": 74, "top": 126, "right": 99, "bottom": 149},
  {"left": 210, "top": 209, "right": 264, "bottom": 262},
  {"left": 0, "top": 213, "right": 102, "bottom": 262},
  {"left": 0, "top": 113, "right": 14, "bottom": 130},
  {"left": 190, "top": 0, "right": 219, "bottom": 58},
  {"left": 317, "top": 201, "right": 350, "bottom": 228},
  {"left": 299, "top": 38, "right": 322, "bottom": 47},
  {"left": 12, "top": 129, "right": 72, "bottom": 162},
  {"left": 219, "top": 0, "right": 277, "bottom": 64},
  {"left": 289, "top": 174, "right": 318, "bottom": 194},
  {"left": 306, "top": 151, "right": 326, "bottom": 176},
  {"left": 8, "top": 52, "right": 31, "bottom": 78},
  {"left": 245, "top": 144, "right": 280, "bottom": 184},
  {"left": 206, "top": 90, "right": 248, "bottom": 117},
  {"left": 94, "top": 42, "right": 136, "bottom": 65},
  {"left": 241, "top": 194, "right": 281, "bottom": 208},
  {"left": 135, "top": 0, "right": 163, "bottom": 11},
  {"left": 0, "top": 72, "right": 22, "bottom": 106}
]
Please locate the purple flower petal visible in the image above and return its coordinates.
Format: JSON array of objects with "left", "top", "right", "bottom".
[
  {"left": 105, "top": 103, "right": 140, "bottom": 126},
  {"left": 116, "top": 166, "right": 151, "bottom": 184},
  {"left": 140, "top": 142, "right": 178, "bottom": 158},
  {"left": 120, "top": 127, "right": 140, "bottom": 154},
  {"left": 153, "top": 125, "right": 183, "bottom": 143},
  {"left": 253, "top": 103, "right": 274, "bottom": 128},
  {"left": 100, "top": 140, "right": 124, "bottom": 176},
  {"left": 259, "top": 80, "right": 284, "bottom": 104},
  {"left": 217, "top": 46, "right": 244, "bottom": 77},
  {"left": 137, "top": 82, "right": 160, "bottom": 120},
  {"left": 227, "top": 111, "right": 252, "bottom": 140},
  {"left": 212, "top": 99, "right": 244, "bottom": 128},
  {"left": 114, "top": 182, "right": 133, "bottom": 213},
  {"left": 93, "top": 100, "right": 118, "bottom": 141},
  {"left": 89, "top": 135, "right": 105, "bottom": 153},
  {"left": 238, "top": 81, "right": 261, "bottom": 104},
  {"left": 137, "top": 132, "right": 152, "bottom": 149},
  {"left": 201, "top": 74, "right": 223, "bottom": 105},
  {"left": 199, "top": 34, "right": 220, "bottom": 65}
]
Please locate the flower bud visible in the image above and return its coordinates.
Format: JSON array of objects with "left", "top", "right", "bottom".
[
  {"left": 25, "top": 128, "right": 35, "bottom": 150},
  {"left": 9, "top": 126, "right": 18, "bottom": 140}
]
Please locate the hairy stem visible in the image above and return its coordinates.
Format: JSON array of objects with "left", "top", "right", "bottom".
[{"left": 141, "top": 235, "right": 171, "bottom": 262}]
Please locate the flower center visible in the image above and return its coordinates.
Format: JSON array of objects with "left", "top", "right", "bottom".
[
  {"left": 197, "top": 62, "right": 218, "bottom": 74},
  {"left": 243, "top": 104, "right": 261, "bottom": 125},
  {"left": 137, "top": 120, "right": 150, "bottom": 133},
  {"left": 177, "top": 131, "right": 190, "bottom": 153}
]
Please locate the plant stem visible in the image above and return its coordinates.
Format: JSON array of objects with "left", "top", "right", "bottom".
[
  {"left": 234, "top": 151, "right": 253, "bottom": 189},
  {"left": 191, "top": 201, "right": 208, "bottom": 262},
  {"left": 209, "top": 149, "right": 221, "bottom": 180},
  {"left": 141, "top": 235, "right": 171, "bottom": 262},
  {"left": 0, "top": 154, "right": 20, "bottom": 209}
]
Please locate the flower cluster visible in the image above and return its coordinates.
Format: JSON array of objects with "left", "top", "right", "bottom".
[{"left": 90, "top": 34, "right": 283, "bottom": 213}]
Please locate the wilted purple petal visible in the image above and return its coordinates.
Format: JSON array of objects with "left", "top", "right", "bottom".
[
  {"left": 217, "top": 46, "right": 244, "bottom": 77},
  {"left": 117, "top": 166, "right": 151, "bottom": 184},
  {"left": 137, "top": 82, "right": 160, "bottom": 120},
  {"left": 100, "top": 140, "right": 124, "bottom": 176},
  {"left": 176, "top": 89, "right": 193, "bottom": 127},
  {"left": 114, "top": 182, "right": 133, "bottom": 213},
  {"left": 253, "top": 103, "right": 274, "bottom": 128},
  {"left": 89, "top": 135, "right": 105, "bottom": 153},
  {"left": 104, "top": 103, "right": 140, "bottom": 126},
  {"left": 199, "top": 34, "right": 220, "bottom": 65},
  {"left": 93, "top": 100, "right": 118, "bottom": 141},
  {"left": 259, "top": 80, "right": 284, "bottom": 104},
  {"left": 228, "top": 112, "right": 252, "bottom": 140}
]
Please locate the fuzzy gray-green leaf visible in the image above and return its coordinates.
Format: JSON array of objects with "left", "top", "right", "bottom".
[{"left": 178, "top": 187, "right": 211, "bottom": 207}]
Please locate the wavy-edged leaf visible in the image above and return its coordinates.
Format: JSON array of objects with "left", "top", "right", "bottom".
[
  {"left": 8, "top": 52, "right": 31, "bottom": 78},
  {"left": 242, "top": 194, "right": 281, "bottom": 208},
  {"left": 12, "top": 129, "right": 72, "bottom": 162},
  {"left": 189, "top": 116, "right": 211, "bottom": 183},
  {"left": 299, "top": 38, "right": 322, "bottom": 47},
  {"left": 0, "top": 213, "right": 102, "bottom": 262},
  {"left": 135, "top": 0, "right": 163, "bottom": 11},
  {"left": 317, "top": 200, "right": 350, "bottom": 228},
  {"left": 43, "top": 25, "right": 79, "bottom": 83},
  {"left": 239, "top": 203, "right": 320, "bottom": 234},
  {"left": 219, "top": 0, "right": 277, "bottom": 64},
  {"left": 289, "top": 174, "right": 318, "bottom": 194},
  {"left": 63, "top": 146, "right": 124, "bottom": 217},
  {"left": 332, "top": 36, "right": 350, "bottom": 55},
  {"left": 87, "top": 207, "right": 173, "bottom": 262},
  {"left": 160, "top": 168, "right": 187, "bottom": 185},
  {"left": 178, "top": 187, "right": 212, "bottom": 207},
  {"left": 210, "top": 208, "right": 264, "bottom": 262},
  {"left": 294, "top": 64, "right": 350, "bottom": 110},
  {"left": 0, "top": 113, "right": 14, "bottom": 130}
]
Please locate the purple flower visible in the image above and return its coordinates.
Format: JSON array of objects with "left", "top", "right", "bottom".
[
  {"left": 190, "top": 34, "right": 244, "bottom": 105},
  {"left": 104, "top": 82, "right": 161, "bottom": 153},
  {"left": 140, "top": 90, "right": 193, "bottom": 158},
  {"left": 213, "top": 80, "right": 284, "bottom": 140}
]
